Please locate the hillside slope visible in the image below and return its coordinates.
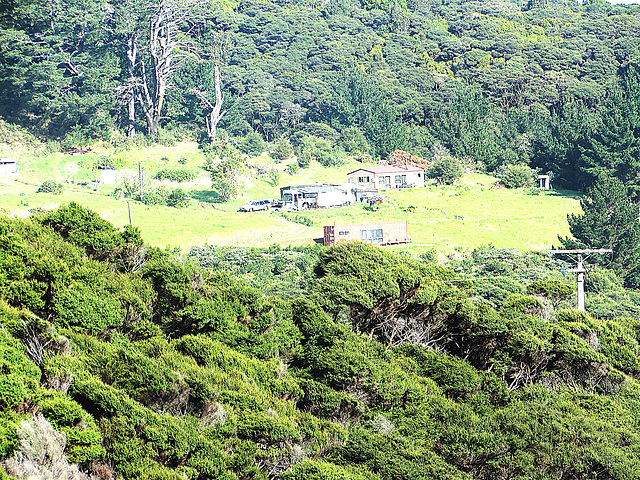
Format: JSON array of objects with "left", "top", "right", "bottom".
[{"left": 3, "top": 206, "right": 640, "bottom": 480}]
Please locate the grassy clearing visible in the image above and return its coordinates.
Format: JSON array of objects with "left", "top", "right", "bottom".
[
  {"left": 0, "top": 142, "right": 582, "bottom": 253},
  {"left": 295, "top": 174, "right": 581, "bottom": 254}
]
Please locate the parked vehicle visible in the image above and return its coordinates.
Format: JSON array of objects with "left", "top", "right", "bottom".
[{"left": 239, "top": 199, "right": 271, "bottom": 212}]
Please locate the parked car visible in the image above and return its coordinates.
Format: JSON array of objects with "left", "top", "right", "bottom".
[{"left": 239, "top": 199, "right": 271, "bottom": 212}]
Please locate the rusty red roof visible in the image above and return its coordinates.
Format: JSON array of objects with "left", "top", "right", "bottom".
[{"left": 347, "top": 165, "right": 424, "bottom": 175}]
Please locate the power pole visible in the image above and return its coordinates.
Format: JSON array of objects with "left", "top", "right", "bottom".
[
  {"left": 138, "top": 161, "right": 144, "bottom": 200},
  {"left": 547, "top": 249, "right": 613, "bottom": 312}
]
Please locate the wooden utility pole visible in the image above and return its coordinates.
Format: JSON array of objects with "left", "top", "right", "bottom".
[
  {"left": 138, "top": 161, "right": 144, "bottom": 199},
  {"left": 548, "top": 249, "right": 613, "bottom": 311}
]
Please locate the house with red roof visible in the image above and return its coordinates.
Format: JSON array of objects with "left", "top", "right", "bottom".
[{"left": 347, "top": 165, "right": 425, "bottom": 189}]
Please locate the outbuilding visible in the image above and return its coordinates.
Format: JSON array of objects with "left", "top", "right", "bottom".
[
  {"left": 98, "top": 166, "right": 117, "bottom": 184},
  {"left": 0, "top": 158, "right": 17, "bottom": 176},
  {"left": 323, "top": 221, "right": 411, "bottom": 246},
  {"left": 347, "top": 165, "right": 425, "bottom": 189},
  {"left": 280, "top": 184, "right": 356, "bottom": 209}
]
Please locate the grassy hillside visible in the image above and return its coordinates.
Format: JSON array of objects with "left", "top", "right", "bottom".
[{"left": 0, "top": 142, "right": 581, "bottom": 252}]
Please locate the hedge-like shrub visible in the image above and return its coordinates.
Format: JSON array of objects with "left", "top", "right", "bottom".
[
  {"left": 37, "top": 180, "right": 62, "bottom": 194},
  {"left": 154, "top": 168, "right": 197, "bottom": 182}
]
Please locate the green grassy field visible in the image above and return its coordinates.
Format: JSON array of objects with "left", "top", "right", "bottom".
[{"left": 0, "top": 142, "right": 582, "bottom": 253}]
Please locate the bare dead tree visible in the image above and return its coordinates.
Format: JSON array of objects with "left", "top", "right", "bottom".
[
  {"left": 126, "top": 34, "right": 138, "bottom": 137},
  {"left": 190, "top": 64, "right": 226, "bottom": 143},
  {"left": 137, "top": 0, "right": 201, "bottom": 141}
]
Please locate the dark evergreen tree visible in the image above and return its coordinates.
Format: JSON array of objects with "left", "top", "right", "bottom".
[
  {"left": 431, "top": 85, "right": 501, "bottom": 171},
  {"left": 579, "top": 85, "right": 640, "bottom": 196},
  {"left": 530, "top": 99, "right": 595, "bottom": 190},
  {"left": 561, "top": 176, "right": 640, "bottom": 287}
]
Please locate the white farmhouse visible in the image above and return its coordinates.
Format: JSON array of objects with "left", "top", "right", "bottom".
[{"left": 347, "top": 165, "right": 425, "bottom": 189}]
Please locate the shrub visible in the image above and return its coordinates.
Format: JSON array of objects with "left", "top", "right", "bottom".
[
  {"left": 166, "top": 189, "right": 189, "bottom": 208},
  {"left": 298, "top": 135, "right": 341, "bottom": 167},
  {"left": 36, "top": 181, "right": 62, "bottom": 194},
  {"left": 271, "top": 137, "right": 294, "bottom": 162},
  {"left": 238, "top": 131, "right": 265, "bottom": 156},
  {"left": 288, "top": 163, "right": 300, "bottom": 175},
  {"left": 0, "top": 328, "right": 41, "bottom": 410},
  {"left": 267, "top": 167, "right": 282, "bottom": 187},
  {"left": 3, "top": 414, "right": 90, "bottom": 480},
  {"left": 39, "top": 392, "right": 106, "bottom": 463},
  {"left": 297, "top": 150, "right": 311, "bottom": 169},
  {"left": 53, "top": 284, "right": 124, "bottom": 334},
  {"left": 428, "top": 156, "right": 463, "bottom": 185},
  {"left": 497, "top": 164, "right": 536, "bottom": 188},
  {"left": 40, "top": 202, "right": 124, "bottom": 259},
  {"left": 339, "top": 127, "right": 369, "bottom": 154},
  {"left": 303, "top": 122, "right": 339, "bottom": 142},
  {"left": 400, "top": 345, "right": 481, "bottom": 399},
  {"left": 142, "top": 191, "right": 166, "bottom": 206},
  {"left": 154, "top": 169, "right": 197, "bottom": 182},
  {"left": 527, "top": 280, "right": 574, "bottom": 298}
]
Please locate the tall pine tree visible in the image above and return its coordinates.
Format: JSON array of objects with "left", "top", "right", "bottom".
[{"left": 561, "top": 175, "right": 640, "bottom": 287}]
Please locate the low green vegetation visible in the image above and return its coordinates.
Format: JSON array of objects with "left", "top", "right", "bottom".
[{"left": 3, "top": 205, "right": 640, "bottom": 479}]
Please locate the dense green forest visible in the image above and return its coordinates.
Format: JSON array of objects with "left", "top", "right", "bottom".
[
  {"left": 4, "top": 0, "right": 640, "bottom": 190},
  {"left": 5, "top": 204, "right": 640, "bottom": 479}
]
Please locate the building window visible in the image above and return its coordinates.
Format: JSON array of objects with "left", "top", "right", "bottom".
[
  {"left": 362, "top": 228, "right": 384, "bottom": 243},
  {"left": 378, "top": 176, "right": 385, "bottom": 184},
  {"left": 395, "top": 175, "right": 401, "bottom": 184},
  {"left": 339, "top": 231, "right": 350, "bottom": 236}
]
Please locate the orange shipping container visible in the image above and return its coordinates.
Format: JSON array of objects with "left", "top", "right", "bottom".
[{"left": 323, "top": 221, "right": 410, "bottom": 246}]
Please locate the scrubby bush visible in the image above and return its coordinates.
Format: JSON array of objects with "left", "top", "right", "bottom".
[
  {"left": 0, "top": 328, "right": 41, "bottom": 409},
  {"left": 304, "top": 122, "right": 340, "bottom": 142},
  {"left": 298, "top": 135, "right": 343, "bottom": 167},
  {"left": 428, "top": 156, "right": 463, "bottom": 185},
  {"left": 497, "top": 164, "right": 536, "bottom": 188},
  {"left": 142, "top": 191, "right": 166, "bottom": 206},
  {"left": 238, "top": 131, "right": 265, "bottom": 156},
  {"left": 36, "top": 181, "right": 62, "bottom": 194},
  {"left": 39, "top": 392, "right": 106, "bottom": 463},
  {"left": 53, "top": 284, "right": 124, "bottom": 334},
  {"left": 271, "top": 137, "right": 294, "bottom": 162},
  {"left": 527, "top": 279, "right": 573, "bottom": 298},
  {"left": 3, "top": 414, "right": 91, "bottom": 480},
  {"left": 154, "top": 168, "right": 197, "bottom": 182},
  {"left": 297, "top": 151, "right": 311, "bottom": 169},
  {"left": 166, "top": 189, "right": 189, "bottom": 208},
  {"left": 339, "top": 127, "right": 369, "bottom": 154},
  {"left": 288, "top": 162, "right": 300, "bottom": 175},
  {"left": 40, "top": 202, "right": 124, "bottom": 259}
]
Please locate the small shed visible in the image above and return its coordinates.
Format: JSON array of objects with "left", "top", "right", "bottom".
[
  {"left": 98, "top": 166, "right": 117, "bottom": 184},
  {"left": 537, "top": 174, "right": 551, "bottom": 190},
  {"left": 0, "top": 158, "right": 17, "bottom": 176},
  {"left": 323, "top": 221, "right": 410, "bottom": 247}
]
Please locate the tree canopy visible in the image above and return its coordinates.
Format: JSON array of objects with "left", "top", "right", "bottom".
[{"left": 4, "top": 0, "right": 640, "bottom": 188}]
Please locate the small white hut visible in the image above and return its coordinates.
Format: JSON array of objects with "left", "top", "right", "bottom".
[
  {"left": 98, "top": 166, "right": 117, "bottom": 184},
  {"left": 537, "top": 174, "right": 551, "bottom": 190},
  {"left": 0, "top": 158, "right": 17, "bottom": 176}
]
